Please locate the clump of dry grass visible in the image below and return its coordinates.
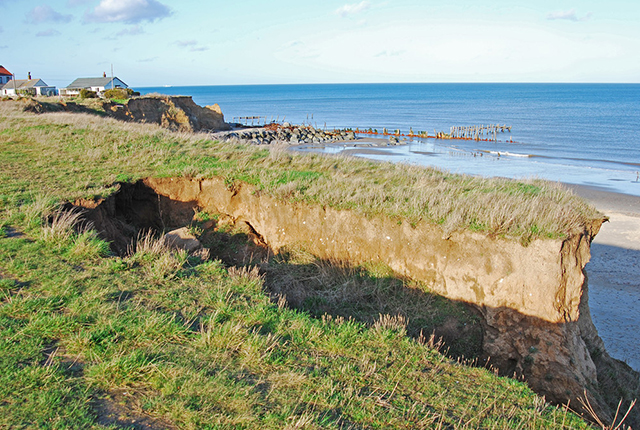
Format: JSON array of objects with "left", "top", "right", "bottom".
[
  {"left": 127, "top": 231, "right": 189, "bottom": 280},
  {"left": 41, "top": 209, "right": 85, "bottom": 245},
  {"left": 373, "top": 314, "right": 408, "bottom": 333},
  {"left": 257, "top": 150, "right": 600, "bottom": 241}
]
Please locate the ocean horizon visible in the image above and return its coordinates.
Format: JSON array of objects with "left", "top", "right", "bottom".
[{"left": 140, "top": 83, "right": 640, "bottom": 197}]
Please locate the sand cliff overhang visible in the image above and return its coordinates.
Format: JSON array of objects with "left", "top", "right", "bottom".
[{"left": 74, "top": 176, "right": 639, "bottom": 424}]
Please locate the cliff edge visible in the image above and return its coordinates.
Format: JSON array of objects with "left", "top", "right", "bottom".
[{"left": 110, "top": 95, "right": 231, "bottom": 132}]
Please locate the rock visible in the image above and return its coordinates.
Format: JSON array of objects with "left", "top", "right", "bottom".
[
  {"left": 163, "top": 227, "right": 202, "bottom": 253},
  {"left": 205, "top": 103, "right": 223, "bottom": 115},
  {"left": 225, "top": 125, "right": 359, "bottom": 146}
]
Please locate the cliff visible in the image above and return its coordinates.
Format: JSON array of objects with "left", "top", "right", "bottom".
[
  {"left": 73, "top": 176, "right": 639, "bottom": 425},
  {"left": 22, "top": 95, "right": 231, "bottom": 132},
  {"left": 109, "top": 95, "right": 231, "bottom": 132}
]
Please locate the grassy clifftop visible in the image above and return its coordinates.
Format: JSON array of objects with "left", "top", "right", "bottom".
[
  {"left": 2, "top": 99, "right": 600, "bottom": 243},
  {"left": 0, "top": 100, "right": 600, "bottom": 428}
]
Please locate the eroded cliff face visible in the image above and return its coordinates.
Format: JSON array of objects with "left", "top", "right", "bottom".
[
  {"left": 77, "top": 177, "right": 640, "bottom": 424},
  {"left": 23, "top": 96, "right": 231, "bottom": 132},
  {"left": 110, "top": 96, "right": 230, "bottom": 132}
]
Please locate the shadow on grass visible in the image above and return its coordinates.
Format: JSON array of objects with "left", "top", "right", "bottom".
[
  {"left": 193, "top": 218, "right": 484, "bottom": 362},
  {"left": 71, "top": 180, "right": 640, "bottom": 427}
]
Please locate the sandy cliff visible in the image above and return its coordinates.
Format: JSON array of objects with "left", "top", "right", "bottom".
[
  {"left": 76, "top": 176, "right": 638, "bottom": 425},
  {"left": 112, "top": 96, "right": 230, "bottom": 132}
]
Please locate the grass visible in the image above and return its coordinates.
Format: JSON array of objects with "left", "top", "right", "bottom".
[
  {"left": 0, "top": 197, "right": 594, "bottom": 428},
  {"left": 0, "top": 100, "right": 603, "bottom": 428},
  {"left": 0, "top": 99, "right": 601, "bottom": 243}
]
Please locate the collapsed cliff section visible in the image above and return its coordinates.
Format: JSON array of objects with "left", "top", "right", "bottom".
[
  {"left": 73, "top": 176, "right": 639, "bottom": 426},
  {"left": 108, "top": 95, "right": 231, "bottom": 132}
]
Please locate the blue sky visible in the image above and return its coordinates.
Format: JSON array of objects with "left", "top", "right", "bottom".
[{"left": 1, "top": 0, "right": 639, "bottom": 88}]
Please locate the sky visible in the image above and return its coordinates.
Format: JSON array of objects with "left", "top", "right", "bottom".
[{"left": 1, "top": 0, "right": 639, "bottom": 88}]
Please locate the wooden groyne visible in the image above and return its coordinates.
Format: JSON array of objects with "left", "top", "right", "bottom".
[
  {"left": 232, "top": 116, "right": 266, "bottom": 126},
  {"left": 450, "top": 124, "right": 511, "bottom": 140},
  {"left": 353, "top": 124, "right": 514, "bottom": 143}
]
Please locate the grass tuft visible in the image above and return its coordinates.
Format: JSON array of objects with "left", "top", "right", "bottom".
[{"left": 41, "top": 208, "right": 85, "bottom": 246}]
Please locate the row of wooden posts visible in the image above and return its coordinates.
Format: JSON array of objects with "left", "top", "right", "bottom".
[
  {"left": 449, "top": 124, "right": 512, "bottom": 140},
  {"left": 232, "top": 116, "right": 266, "bottom": 126},
  {"left": 353, "top": 124, "right": 513, "bottom": 142}
]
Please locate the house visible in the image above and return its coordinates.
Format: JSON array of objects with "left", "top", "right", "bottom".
[
  {"left": 1, "top": 77, "right": 57, "bottom": 96},
  {"left": 60, "top": 76, "right": 128, "bottom": 96},
  {"left": 0, "top": 65, "right": 12, "bottom": 85}
]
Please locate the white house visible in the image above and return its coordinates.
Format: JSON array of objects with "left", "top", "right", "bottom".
[
  {"left": 60, "top": 76, "right": 128, "bottom": 96},
  {"left": 1, "top": 78, "right": 57, "bottom": 96},
  {"left": 0, "top": 65, "right": 12, "bottom": 86}
]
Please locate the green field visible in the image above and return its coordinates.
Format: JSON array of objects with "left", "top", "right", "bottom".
[{"left": 0, "top": 99, "right": 598, "bottom": 428}]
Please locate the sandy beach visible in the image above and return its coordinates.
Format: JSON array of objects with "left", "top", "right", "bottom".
[{"left": 570, "top": 185, "right": 640, "bottom": 371}]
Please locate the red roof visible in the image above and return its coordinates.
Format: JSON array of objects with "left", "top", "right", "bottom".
[{"left": 0, "top": 66, "right": 12, "bottom": 76}]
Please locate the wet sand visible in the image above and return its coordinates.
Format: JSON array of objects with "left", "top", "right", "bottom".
[{"left": 570, "top": 185, "right": 640, "bottom": 371}]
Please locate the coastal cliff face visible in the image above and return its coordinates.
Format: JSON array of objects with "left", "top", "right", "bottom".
[
  {"left": 114, "top": 96, "right": 230, "bottom": 132},
  {"left": 22, "top": 96, "right": 231, "bottom": 132},
  {"left": 76, "top": 176, "right": 639, "bottom": 423}
]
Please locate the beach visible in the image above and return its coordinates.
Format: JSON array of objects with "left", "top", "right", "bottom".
[{"left": 571, "top": 185, "right": 640, "bottom": 371}]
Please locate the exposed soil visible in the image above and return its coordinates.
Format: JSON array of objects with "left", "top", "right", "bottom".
[
  {"left": 72, "top": 181, "right": 483, "bottom": 360},
  {"left": 92, "top": 389, "right": 177, "bottom": 430},
  {"left": 68, "top": 177, "right": 639, "bottom": 427}
]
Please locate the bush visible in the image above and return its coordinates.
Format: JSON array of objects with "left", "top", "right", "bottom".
[
  {"left": 79, "top": 89, "right": 97, "bottom": 99},
  {"left": 104, "top": 88, "right": 139, "bottom": 100},
  {"left": 104, "top": 88, "right": 129, "bottom": 100}
]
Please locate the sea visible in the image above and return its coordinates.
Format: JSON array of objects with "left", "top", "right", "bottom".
[{"left": 140, "top": 83, "right": 640, "bottom": 197}]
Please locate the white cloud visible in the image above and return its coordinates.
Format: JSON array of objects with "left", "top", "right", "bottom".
[
  {"left": 175, "top": 39, "right": 208, "bottom": 52},
  {"left": 37, "top": 28, "right": 62, "bottom": 37},
  {"left": 284, "top": 40, "right": 303, "bottom": 48},
  {"left": 175, "top": 40, "right": 197, "bottom": 47},
  {"left": 26, "top": 5, "right": 73, "bottom": 24},
  {"left": 116, "top": 25, "right": 144, "bottom": 36},
  {"left": 547, "top": 9, "right": 592, "bottom": 22},
  {"left": 374, "top": 49, "right": 405, "bottom": 58},
  {"left": 335, "top": 1, "right": 370, "bottom": 18},
  {"left": 85, "top": 0, "right": 171, "bottom": 24}
]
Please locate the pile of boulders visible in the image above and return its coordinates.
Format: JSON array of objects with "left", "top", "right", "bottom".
[{"left": 219, "top": 123, "right": 357, "bottom": 145}]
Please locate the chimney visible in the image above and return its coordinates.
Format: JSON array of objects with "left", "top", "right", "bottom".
[
  {"left": 103, "top": 72, "right": 107, "bottom": 78},
  {"left": 28, "top": 72, "right": 31, "bottom": 80}
]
